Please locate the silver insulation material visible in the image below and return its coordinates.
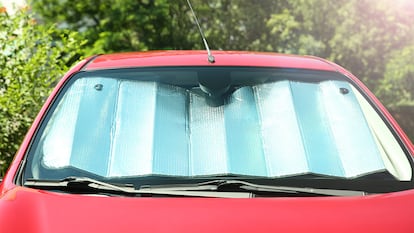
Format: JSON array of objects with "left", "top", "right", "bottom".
[{"left": 41, "top": 78, "right": 386, "bottom": 178}]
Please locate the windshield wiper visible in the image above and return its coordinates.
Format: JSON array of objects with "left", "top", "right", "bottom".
[
  {"left": 24, "top": 177, "right": 252, "bottom": 198},
  {"left": 24, "top": 177, "right": 366, "bottom": 197},
  {"left": 24, "top": 177, "right": 136, "bottom": 195},
  {"left": 140, "top": 179, "right": 366, "bottom": 197}
]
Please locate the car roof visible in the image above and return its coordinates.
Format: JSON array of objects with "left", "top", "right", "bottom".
[{"left": 82, "top": 50, "right": 338, "bottom": 72}]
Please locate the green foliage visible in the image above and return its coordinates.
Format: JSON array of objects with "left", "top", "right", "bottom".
[
  {"left": 326, "top": 0, "right": 414, "bottom": 90},
  {"left": 0, "top": 8, "right": 86, "bottom": 175},
  {"left": 377, "top": 45, "right": 414, "bottom": 108},
  {"left": 30, "top": 0, "right": 173, "bottom": 54}
]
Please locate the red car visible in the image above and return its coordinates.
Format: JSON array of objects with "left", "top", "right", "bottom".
[{"left": 1, "top": 51, "right": 414, "bottom": 232}]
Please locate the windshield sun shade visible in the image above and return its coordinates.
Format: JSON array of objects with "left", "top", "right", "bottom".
[{"left": 39, "top": 77, "right": 387, "bottom": 178}]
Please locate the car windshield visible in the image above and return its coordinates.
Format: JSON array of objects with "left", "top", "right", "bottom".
[{"left": 23, "top": 67, "right": 412, "bottom": 188}]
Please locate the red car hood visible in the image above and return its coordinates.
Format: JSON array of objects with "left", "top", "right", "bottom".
[{"left": 1, "top": 186, "right": 413, "bottom": 233}]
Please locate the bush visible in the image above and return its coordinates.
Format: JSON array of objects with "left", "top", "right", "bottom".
[{"left": 0, "top": 6, "right": 86, "bottom": 175}]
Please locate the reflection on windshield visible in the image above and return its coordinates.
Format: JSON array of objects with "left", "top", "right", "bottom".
[{"left": 32, "top": 76, "right": 410, "bottom": 180}]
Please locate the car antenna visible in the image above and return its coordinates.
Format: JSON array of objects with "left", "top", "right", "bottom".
[{"left": 186, "top": 0, "right": 215, "bottom": 63}]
